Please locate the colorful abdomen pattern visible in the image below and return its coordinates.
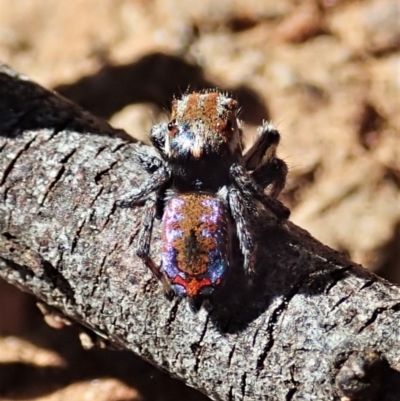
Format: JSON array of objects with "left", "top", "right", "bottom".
[{"left": 162, "top": 193, "right": 229, "bottom": 300}]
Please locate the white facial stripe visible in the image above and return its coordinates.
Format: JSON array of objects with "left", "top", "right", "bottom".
[
  {"left": 176, "top": 95, "right": 189, "bottom": 120},
  {"left": 164, "top": 131, "right": 171, "bottom": 156},
  {"left": 198, "top": 94, "right": 206, "bottom": 110},
  {"left": 192, "top": 134, "right": 203, "bottom": 158}
]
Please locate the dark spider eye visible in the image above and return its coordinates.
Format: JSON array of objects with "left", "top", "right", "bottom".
[{"left": 168, "top": 120, "right": 176, "bottom": 131}]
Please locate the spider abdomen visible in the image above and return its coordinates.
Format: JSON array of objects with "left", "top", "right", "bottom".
[{"left": 162, "top": 192, "right": 229, "bottom": 300}]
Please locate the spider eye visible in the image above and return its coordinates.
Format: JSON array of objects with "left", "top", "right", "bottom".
[
  {"left": 168, "top": 120, "right": 176, "bottom": 131},
  {"left": 226, "top": 120, "right": 232, "bottom": 130}
]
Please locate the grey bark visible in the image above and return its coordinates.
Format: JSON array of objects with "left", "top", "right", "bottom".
[{"left": 0, "top": 63, "right": 400, "bottom": 401}]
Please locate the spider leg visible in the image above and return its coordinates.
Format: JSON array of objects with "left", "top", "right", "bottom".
[
  {"left": 243, "top": 122, "right": 288, "bottom": 198},
  {"left": 252, "top": 158, "right": 288, "bottom": 198},
  {"left": 228, "top": 186, "right": 256, "bottom": 273},
  {"left": 230, "top": 163, "right": 290, "bottom": 221},
  {"left": 136, "top": 193, "right": 174, "bottom": 299},
  {"left": 116, "top": 163, "right": 171, "bottom": 207},
  {"left": 244, "top": 122, "right": 280, "bottom": 169},
  {"left": 149, "top": 123, "right": 168, "bottom": 158},
  {"left": 133, "top": 144, "right": 164, "bottom": 172}
]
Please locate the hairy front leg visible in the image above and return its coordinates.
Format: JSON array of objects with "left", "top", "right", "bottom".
[
  {"left": 228, "top": 187, "right": 256, "bottom": 273},
  {"left": 252, "top": 158, "right": 288, "bottom": 198},
  {"left": 135, "top": 194, "right": 174, "bottom": 298},
  {"left": 116, "top": 163, "right": 171, "bottom": 207},
  {"left": 243, "top": 122, "right": 288, "bottom": 198},
  {"left": 230, "top": 163, "right": 290, "bottom": 222},
  {"left": 244, "top": 122, "right": 281, "bottom": 170}
]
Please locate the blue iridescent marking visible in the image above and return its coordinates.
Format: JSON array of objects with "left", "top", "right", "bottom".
[{"left": 161, "top": 193, "right": 229, "bottom": 298}]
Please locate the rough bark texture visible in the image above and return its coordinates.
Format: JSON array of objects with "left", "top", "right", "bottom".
[{"left": 0, "top": 64, "right": 400, "bottom": 401}]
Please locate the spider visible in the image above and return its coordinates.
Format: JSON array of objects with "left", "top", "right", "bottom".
[{"left": 117, "top": 90, "right": 289, "bottom": 309}]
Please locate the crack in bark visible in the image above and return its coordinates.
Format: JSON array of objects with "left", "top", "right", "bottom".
[
  {"left": 256, "top": 274, "right": 308, "bottom": 374},
  {"left": 326, "top": 322, "right": 338, "bottom": 332},
  {"left": 285, "top": 365, "right": 299, "bottom": 400},
  {"left": 87, "top": 209, "right": 96, "bottom": 224},
  {"left": 39, "top": 165, "right": 66, "bottom": 207},
  {"left": 359, "top": 280, "right": 375, "bottom": 291},
  {"left": 71, "top": 216, "right": 87, "bottom": 254},
  {"left": 56, "top": 249, "right": 64, "bottom": 271},
  {"left": 97, "top": 241, "right": 119, "bottom": 280},
  {"left": 44, "top": 116, "right": 75, "bottom": 143},
  {"left": 2, "top": 232, "right": 16, "bottom": 240},
  {"left": 94, "top": 160, "right": 118, "bottom": 184},
  {"left": 0, "top": 251, "right": 75, "bottom": 305},
  {"left": 39, "top": 148, "right": 77, "bottom": 207},
  {"left": 59, "top": 148, "right": 77, "bottom": 164},
  {"left": 228, "top": 344, "right": 236, "bottom": 368},
  {"left": 192, "top": 314, "right": 210, "bottom": 373},
  {"left": 111, "top": 142, "right": 128, "bottom": 153},
  {"left": 103, "top": 202, "right": 118, "bottom": 230},
  {"left": 255, "top": 306, "right": 283, "bottom": 373},
  {"left": 94, "top": 145, "right": 107, "bottom": 158},
  {"left": 89, "top": 186, "right": 104, "bottom": 209},
  {"left": 3, "top": 185, "right": 11, "bottom": 202},
  {"left": 0, "top": 135, "right": 37, "bottom": 185},
  {"left": 285, "top": 387, "right": 297, "bottom": 401},
  {"left": 240, "top": 372, "right": 247, "bottom": 400},
  {"left": 330, "top": 280, "right": 376, "bottom": 312},
  {"left": 358, "top": 303, "right": 400, "bottom": 333},
  {"left": 251, "top": 329, "right": 260, "bottom": 347},
  {"left": 165, "top": 298, "right": 182, "bottom": 335},
  {"left": 255, "top": 265, "right": 352, "bottom": 374},
  {"left": 228, "top": 386, "right": 234, "bottom": 401},
  {"left": 127, "top": 219, "right": 141, "bottom": 247},
  {"left": 324, "top": 266, "right": 353, "bottom": 295},
  {"left": 330, "top": 292, "right": 354, "bottom": 312}
]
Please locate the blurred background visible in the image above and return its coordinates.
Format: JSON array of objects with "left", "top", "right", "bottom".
[{"left": 0, "top": 0, "right": 399, "bottom": 400}]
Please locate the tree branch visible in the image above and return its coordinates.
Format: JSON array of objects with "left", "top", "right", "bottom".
[{"left": 1, "top": 64, "right": 399, "bottom": 401}]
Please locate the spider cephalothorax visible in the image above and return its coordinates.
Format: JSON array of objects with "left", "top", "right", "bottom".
[
  {"left": 166, "top": 91, "right": 241, "bottom": 160},
  {"left": 117, "top": 90, "right": 289, "bottom": 309}
]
